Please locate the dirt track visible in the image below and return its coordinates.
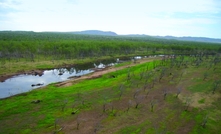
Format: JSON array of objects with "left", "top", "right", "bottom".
[{"left": 55, "top": 57, "right": 160, "bottom": 87}]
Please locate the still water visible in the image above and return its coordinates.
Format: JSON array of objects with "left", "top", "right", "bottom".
[
  {"left": 0, "top": 56, "right": 157, "bottom": 99},
  {"left": 0, "top": 58, "right": 129, "bottom": 99}
]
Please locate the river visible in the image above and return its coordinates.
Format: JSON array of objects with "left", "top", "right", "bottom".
[{"left": 0, "top": 57, "right": 136, "bottom": 99}]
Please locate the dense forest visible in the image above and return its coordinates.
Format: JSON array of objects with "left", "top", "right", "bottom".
[{"left": 0, "top": 31, "right": 221, "bottom": 63}]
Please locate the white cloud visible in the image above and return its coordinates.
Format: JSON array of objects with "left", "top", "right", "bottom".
[{"left": 0, "top": 0, "right": 220, "bottom": 38}]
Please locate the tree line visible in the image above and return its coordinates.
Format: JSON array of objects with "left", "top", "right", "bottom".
[{"left": 0, "top": 31, "right": 220, "bottom": 62}]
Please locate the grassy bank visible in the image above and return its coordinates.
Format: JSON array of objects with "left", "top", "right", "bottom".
[
  {"left": 0, "top": 54, "right": 152, "bottom": 76},
  {"left": 0, "top": 56, "right": 221, "bottom": 134}
]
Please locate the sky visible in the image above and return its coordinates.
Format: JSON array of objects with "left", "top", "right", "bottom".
[{"left": 0, "top": 0, "right": 221, "bottom": 38}]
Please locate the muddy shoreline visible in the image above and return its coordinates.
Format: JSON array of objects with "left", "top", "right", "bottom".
[
  {"left": 0, "top": 63, "right": 78, "bottom": 82},
  {"left": 54, "top": 58, "right": 159, "bottom": 87},
  {"left": 0, "top": 70, "right": 44, "bottom": 82},
  {"left": 0, "top": 57, "right": 158, "bottom": 83}
]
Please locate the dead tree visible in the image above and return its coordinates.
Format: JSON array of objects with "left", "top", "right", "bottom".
[
  {"left": 61, "top": 99, "right": 68, "bottom": 112},
  {"left": 154, "top": 124, "right": 167, "bottom": 134},
  {"left": 144, "top": 72, "right": 151, "bottom": 83},
  {"left": 176, "top": 87, "right": 182, "bottom": 98},
  {"left": 140, "top": 69, "right": 145, "bottom": 80},
  {"left": 178, "top": 70, "right": 185, "bottom": 83},
  {"left": 130, "top": 79, "right": 139, "bottom": 88},
  {"left": 184, "top": 95, "right": 192, "bottom": 111},
  {"left": 151, "top": 77, "right": 158, "bottom": 88},
  {"left": 143, "top": 82, "right": 148, "bottom": 91},
  {"left": 118, "top": 84, "right": 124, "bottom": 100},
  {"left": 201, "top": 114, "right": 208, "bottom": 128},
  {"left": 76, "top": 116, "right": 81, "bottom": 130},
  {"left": 76, "top": 91, "right": 86, "bottom": 106},
  {"left": 0, "top": 59, "right": 6, "bottom": 68},
  {"left": 203, "top": 72, "right": 209, "bottom": 81},
  {"left": 133, "top": 89, "right": 141, "bottom": 99},
  {"left": 135, "top": 95, "right": 144, "bottom": 109},
  {"left": 212, "top": 80, "right": 220, "bottom": 94},
  {"left": 102, "top": 96, "right": 108, "bottom": 113},
  {"left": 146, "top": 62, "right": 150, "bottom": 71},
  {"left": 159, "top": 68, "right": 166, "bottom": 82},
  {"left": 126, "top": 100, "right": 132, "bottom": 112},
  {"left": 94, "top": 122, "right": 102, "bottom": 134},
  {"left": 107, "top": 102, "right": 114, "bottom": 114},
  {"left": 145, "top": 86, "right": 151, "bottom": 98},
  {"left": 163, "top": 88, "right": 168, "bottom": 100},
  {"left": 127, "top": 70, "right": 131, "bottom": 82},
  {"left": 152, "top": 60, "right": 157, "bottom": 69},
  {"left": 54, "top": 118, "right": 59, "bottom": 130},
  {"left": 170, "top": 71, "right": 178, "bottom": 81},
  {"left": 54, "top": 118, "right": 63, "bottom": 134},
  {"left": 150, "top": 98, "right": 158, "bottom": 112}
]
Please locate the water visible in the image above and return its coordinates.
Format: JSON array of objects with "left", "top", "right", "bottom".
[
  {"left": 0, "top": 58, "right": 123, "bottom": 99},
  {"left": 0, "top": 56, "right": 155, "bottom": 99}
]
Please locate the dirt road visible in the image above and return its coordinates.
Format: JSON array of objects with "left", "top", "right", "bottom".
[{"left": 55, "top": 57, "right": 160, "bottom": 87}]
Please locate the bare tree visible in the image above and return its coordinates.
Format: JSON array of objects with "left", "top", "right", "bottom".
[
  {"left": 102, "top": 96, "right": 108, "bottom": 113},
  {"left": 159, "top": 67, "right": 166, "bottom": 82},
  {"left": 170, "top": 71, "right": 178, "bottom": 81},
  {"left": 151, "top": 77, "right": 158, "bottom": 88},
  {"left": 94, "top": 122, "right": 102, "bottom": 134},
  {"left": 144, "top": 72, "right": 151, "bottom": 83},
  {"left": 76, "top": 116, "right": 85, "bottom": 130},
  {"left": 129, "top": 79, "right": 140, "bottom": 88},
  {"left": 203, "top": 72, "right": 209, "bottom": 81},
  {"left": 145, "top": 62, "right": 150, "bottom": 71},
  {"left": 0, "top": 58, "right": 6, "bottom": 68},
  {"left": 201, "top": 114, "right": 208, "bottom": 128},
  {"left": 107, "top": 102, "right": 114, "bottom": 114},
  {"left": 163, "top": 88, "right": 168, "bottom": 100},
  {"left": 184, "top": 95, "right": 192, "bottom": 111},
  {"left": 154, "top": 124, "right": 167, "bottom": 134},
  {"left": 61, "top": 99, "right": 68, "bottom": 112},
  {"left": 140, "top": 69, "right": 145, "bottom": 80},
  {"left": 212, "top": 80, "right": 220, "bottom": 94},
  {"left": 54, "top": 118, "right": 63, "bottom": 134},
  {"left": 133, "top": 89, "right": 141, "bottom": 99},
  {"left": 118, "top": 84, "right": 124, "bottom": 100},
  {"left": 135, "top": 95, "right": 144, "bottom": 109},
  {"left": 76, "top": 91, "right": 86, "bottom": 106},
  {"left": 150, "top": 98, "right": 158, "bottom": 112},
  {"left": 71, "top": 100, "right": 77, "bottom": 114},
  {"left": 176, "top": 87, "right": 182, "bottom": 98},
  {"left": 54, "top": 118, "right": 59, "bottom": 130},
  {"left": 127, "top": 69, "right": 131, "bottom": 82},
  {"left": 76, "top": 116, "right": 81, "bottom": 130},
  {"left": 126, "top": 100, "right": 133, "bottom": 112},
  {"left": 152, "top": 60, "right": 157, "bottom": 69},
  {"left": 178, "top": 70, "right": 185, "bottom": 83},
  {"left": 143, "top": 82, "right": 148, "bottom": 91},
  {"left": 195, "top": 59, "right": 202, "bottom": 67}
]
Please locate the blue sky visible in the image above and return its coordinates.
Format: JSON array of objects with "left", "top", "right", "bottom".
[{"left": 0, "top": 0, "right": 221, "bottom": 38}]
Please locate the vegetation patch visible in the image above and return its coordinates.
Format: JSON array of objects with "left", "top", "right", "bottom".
[{"left": 0, "top": 33, "right": 221, "bottom": 134}]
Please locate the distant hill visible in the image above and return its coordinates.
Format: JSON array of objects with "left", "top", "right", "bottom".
[
  {"left": 1, "top": 30, "right": 220, "bottom": 43},
  {"left": 153, "top": 36, "right": 221, "bottom": 43},
  {"left": 122, "top": 34, "right": 221, "bottom": 43},
  {"left": 71, "top": 30, "right": 117, "bottom": 36}
]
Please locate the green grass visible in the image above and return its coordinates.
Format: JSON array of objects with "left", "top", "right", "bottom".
[
  {"left": 114, "top": 61, "right": 132, "bottom": 67},
  {"left": 0, "top": 56, "right": 221, "bottom": 133},
  {"left": 198, "top": 98, "right": 205, "bottom": 104}
]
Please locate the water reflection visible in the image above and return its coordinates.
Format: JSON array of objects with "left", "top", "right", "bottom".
[
  {"left": 0, "top": 58, "right": 119, "bottom": 99},
  {"left": 0, "top": 56, "right": 149, "bottom": 99},
  {"left": 0, "top": 68, "right": 94, "bottom": 99}
]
